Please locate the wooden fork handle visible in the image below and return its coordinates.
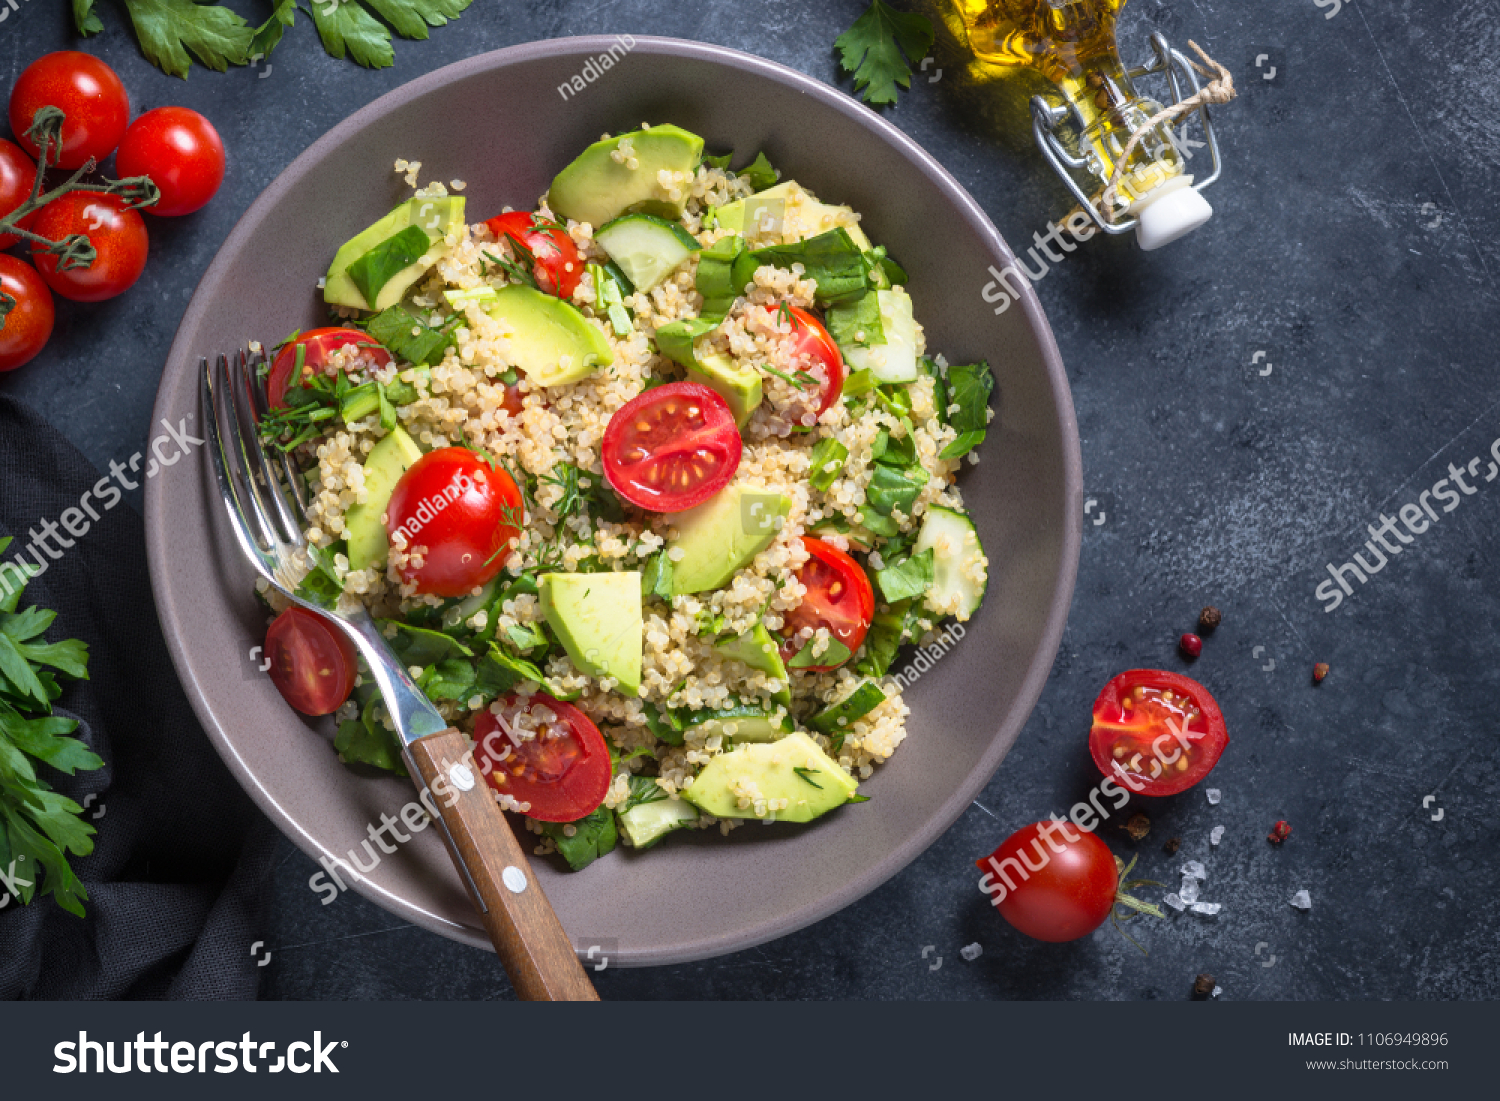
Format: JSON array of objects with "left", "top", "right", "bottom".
[{"left": 406, "top": 728, "right": 599, "bottom": 1001}]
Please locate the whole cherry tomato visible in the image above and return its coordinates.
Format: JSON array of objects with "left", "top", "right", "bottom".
[
  {"left": 114, "top": 107, "right": 226, "bottom": 217},
  {"left": 29, "top": 192, "right": 148, "bottom": 303},
  {"left": 0, "top": 140, "right": 40, "bottom": 251},
  {"left": 8, "top": 52, "right": 129, "bottom": 170},
  {"left": 0, "top": 255, "right": 55, "bottom": 372}
]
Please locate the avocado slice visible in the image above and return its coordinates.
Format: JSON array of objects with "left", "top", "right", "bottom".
[
  {"left": 345, "top": 425, "right": 424, "bottom": 571},
  {"left": 715, "top": 181, "right": 873, "bottom": 250},
  {"left": 655, "top": 319, "right": 762, "bottom": 426},
  {"left": 548, "top": 124, "right": 705, "bottom": 228},
  {"left": 668, "top": 484, "right": 791, "bottom": 595},
  {"left": 714, "top": 624, "right": 790, "bottom": 706},
  {"left": 325, "top": 196, "right": 466, "bottom": 311},
  {"left": 486, "top": 284, "right": 614, "bottom": 387},
  {"left": 682, "top": 732, "right": 860, "bottom": 822},
  {"left": 538, "top": 571, "right": 642, "bottom": 695}
]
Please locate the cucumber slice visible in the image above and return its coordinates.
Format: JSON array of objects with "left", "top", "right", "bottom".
[
  {"left": 680, "top": 703, "right": 792, "bottom": 743},
  {"left": 913, "top": 506, "right": 987, "bottom": 620},
  {"left": 595, "top": 214, "right": 700, "bottom": 292},
  {"left": 842, "top": 288, "right": 919, "bottom": 383},
  {"left": 619, "top": 797, "right": 699, "bottom": 849},
  {"left": 808, "top": 680, "right": 886, "bottom": 736}
]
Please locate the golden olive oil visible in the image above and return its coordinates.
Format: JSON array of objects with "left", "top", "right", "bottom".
[{"left": 950, "top": 0, "right": 1183, "bottom": 205}]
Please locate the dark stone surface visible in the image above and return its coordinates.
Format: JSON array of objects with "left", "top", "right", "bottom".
[{"left": 5, "top": 0, "right": 1497, "bottom": 1000}]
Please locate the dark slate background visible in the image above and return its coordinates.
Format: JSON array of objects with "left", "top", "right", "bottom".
[{"left": 4, "top": 0, "right": 1497, "bottom": 1000}]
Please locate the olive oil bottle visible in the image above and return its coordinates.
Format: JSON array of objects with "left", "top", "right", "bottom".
[{"left": 950, "top": 0, "right": 1214, "bottom": 248}]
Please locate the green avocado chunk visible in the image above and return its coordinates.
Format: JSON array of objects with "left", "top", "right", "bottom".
[
  {"left": 484, "top": 284, "right": 614, "bottom": 387},
  {"left": 548, "top": 124, "right": 705, "bottom": 228},
  {"left": 345, "top": 425, "right": 424, "bottom": 571},
  {"left": 324, "top": 196, "right": 466, "bottom": 311},
  {"left": 714, "top": 624, "right": 790, "bottom": 706},
  {"left": 668, "top": 484, "right": 790, "bottom": 595},
  {"left": 714, "top": 181, "right": 873, "bottom": 250},
  {"left": 682, "top": 732, "right": 860, "bottom": 822},
  {"left": 538, "top": 571, "right": 642, "bottom": 695},
  {"left": 655, "top": 318, "right": 762, "bottom": 426}
]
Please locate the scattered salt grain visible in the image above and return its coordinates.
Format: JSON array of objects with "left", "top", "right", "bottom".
[
  {"left": 1206, "top": 788, "right": 1221, "bottom": 805},
  {"left": 1179, "top": 876, "right": 1201, "bottom": 905},
  {"left": 1164, "top": 893, "right": 1186, "bottom": 912},
  {"left": 1210, "top": 825, "right": 1226, "bottom": 846},
  {"left": 960, "top": 943, "right": 983, "bottom": 962},
  {"left": 1290, "top": 890, "right": 1312, "bottom": 910},
  {"left": 1212, "top": 985, "right": 1223, "bottom": 998},
  {"left": 1190, "top": 901, "right": 1222, "bottom": 915},
  {"left": 1181, "top": 860, "right": 1207, "bottom": 880}
]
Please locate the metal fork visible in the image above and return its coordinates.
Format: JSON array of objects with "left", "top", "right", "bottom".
[{"left": 202, "top": 347, "right": 596, "bottom": 1001}]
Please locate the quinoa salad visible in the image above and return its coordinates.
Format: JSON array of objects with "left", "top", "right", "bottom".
[{"left": 254, "top": 123, "right": 994, "bottom": 869}]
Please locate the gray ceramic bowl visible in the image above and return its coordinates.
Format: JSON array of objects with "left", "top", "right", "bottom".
[{"left": 145, "top": 36, "right": 1081, "bottom": 967}]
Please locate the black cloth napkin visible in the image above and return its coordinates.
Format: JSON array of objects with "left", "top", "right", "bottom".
[{"left": 0, "top": 395, "right": 278, "bottom": 999}]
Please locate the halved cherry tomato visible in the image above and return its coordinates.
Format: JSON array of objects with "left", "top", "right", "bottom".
[
  {"left": 767, "top": 304, "right": 844, "bottom": 416},
  {"left": 0, "top": 255, "right": 55, "bottom": 372},
  {"left": 779, "top": 536, "right": 874, "bottom": 672},
  {"left": 0, "top": 140, "right": 39, "bottom": 250},
  {"left": 485, "top": 211, "right": 584, "bottom": 298},
  {"left": 473, "top": 692, "right": 611, "bottom": 822},
  {"left": 8, "top": 52, "right": 129, "bottom": 170},
  {"left": 265, "top": 606, "right": 357, "bottom": 717},
  {"left": 267, "top": 327, "right": 392, "bottom": 408},
  {"left": 385, "top": 447, "right": 523, "bottom": 598},
  {"left": 1088, "top": 670, "right": 1229, "bottom": 797},
  {"left": 976, "top": 820, "right": 1119, "bottom": 942},
  {"left": 29, "top": 192, "right": 147, "bottom": 303},
  {"left": 602, "top": 381, "right": 741, "bottom": 512}
]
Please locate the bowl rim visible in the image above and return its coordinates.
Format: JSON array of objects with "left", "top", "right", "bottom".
[{"left": 145, "top": 34, "right": 1082, "bottom": 966}]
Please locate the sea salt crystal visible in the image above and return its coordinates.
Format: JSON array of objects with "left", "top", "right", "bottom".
[
  {"left": 1290, "top": 890, "right": 1312, "bottom": 910},
  {"left": 1212, "top": 985, "right": 1223, "bottom": 998},
  {"left": 1164, "top": 893, "right": 1186, "bottom": 912},
  {"left": 1179, "top": 876, "right": 1201, "bottom": 904},
  {"left": 1190, "top": 901, "right": 1222, "bottom": 915},
  {"left": 1206, "top": 788, "right": 1221, "bottom": 805},
  {"left": 1181, "top": 860, "right": 1207, "bottom": 880},
  {"left": 1210, "top": 826, "right": 1226, "bottom": 846},
  {"left": 960, "top": 943, "right": 983, "bottom": 962}
]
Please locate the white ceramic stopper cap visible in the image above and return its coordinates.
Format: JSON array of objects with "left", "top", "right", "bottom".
[{"left": 1133, "top": 176, "right": 1213, "bottom": 251}]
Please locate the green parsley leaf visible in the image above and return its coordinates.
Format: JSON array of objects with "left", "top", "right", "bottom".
[
  {"left": 249, "top": 0, "right": 296, "bottom": 58},
  {"left": 363, "top": 0, "right": 472, "bottom": 40},
  {"left": 835, "top": 0, "right": 935, "bottom": 107},
  {"left": 309, "top": 0, "right": 395, "bottom": 69},
  {"left": 121, "top": 0, "right": 255, "bottom": 79},
  {"left": 73, "top": 0, "right": 104, "bottom": 35},
  {"left": 864, "top": 463, "right": 928, "bottom": 517},
  {"left": 703, "top": 152, "right": 733, "bottom": 170}
]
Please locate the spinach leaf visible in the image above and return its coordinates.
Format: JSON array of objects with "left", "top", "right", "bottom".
[
  {"left": 542, "top": 807, "right": 617, "bottom": 871},
  {"left": 366, "top": 304, "right": 454, "bottom": 366},
  {"left": 619, "top": 774, "right": 669, "bottom": 814},
  {"left": 383, "top": 620, "right": 473, "bottom": 667},
  {"left": 345, "top": 225, "right": 430, "bottom": 307},
  {"left": 787, "top": 637, "right": 853, "bottom": 669},
  {"left": 826, "top": 289, "right": 884, "bottom": 349},
  {"left": 874, "top": 548, "right": 934, "bottom": 603},
  {"left": 808, "top": 438, "right": 849, "bottom": 492},
  {"left": 855, "top": 598, "right": 911, "bottom": 678},
  {"left": 641, "top": 553, "right": 675, "bottom": 601},
  {"left": 294, "top": 542, "right": 346, "bottom": 609},
  {"left": 735, "top": 229, "right": 872, "bottom": 307},
  {"left": 946, "top": 362, "right": 994, "bottom": 434},
  {"left": 940, "top": 429, "right": 986, "bottom": 460},
  {"left": 864, "top": 464, "right": 928, "bottom": 517},
  {"left": 738, "top": 151, "right": 780, "bottom": 192}
]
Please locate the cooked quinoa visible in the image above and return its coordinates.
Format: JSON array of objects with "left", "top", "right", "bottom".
[{"left": 259, "top": 131, "right": 991, "bottom": 860}]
